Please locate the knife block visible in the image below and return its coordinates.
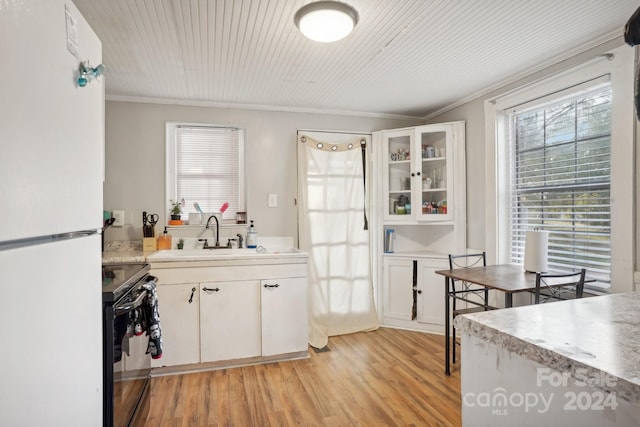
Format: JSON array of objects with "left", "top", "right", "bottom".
[{"left": 143, "top": 237, "right": 157, "bottom": 252}]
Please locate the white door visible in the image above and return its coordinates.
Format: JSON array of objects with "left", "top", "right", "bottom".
[
  {"left": 0, "top": 235, "right": 102, "bottom": 426},
  {"left": 200, "top": 281, "right": 261, "bottom": 362},
  {"left": 0, "top": 0, "right": 104, "bottom": 239},
  {"left": 416, "top": 258, "right": 449, "bottom": 325},
  {"left": 152, "top": 283, "right": 200, "bottom": 367},
  {"left": 261, "top": 278, "right": 308, "bottom": 356},
  {"left": 382, "top": 257, "right": 414, "bottom": 321},
  {"left": 382, "top": 129, "right": 414, "bottom": 221}
]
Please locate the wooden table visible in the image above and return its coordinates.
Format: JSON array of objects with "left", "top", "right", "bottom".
[{"left": 435, "top": 264, "right": 541, "bottom": 376}]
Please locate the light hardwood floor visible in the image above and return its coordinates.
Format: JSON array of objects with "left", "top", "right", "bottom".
[{"left": 142, "top": 327, "right": 461, "bottom": 426}]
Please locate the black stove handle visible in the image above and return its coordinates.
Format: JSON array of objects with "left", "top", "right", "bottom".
[{"left": 114, "top": 289, "right": 148, "bottom": 316}]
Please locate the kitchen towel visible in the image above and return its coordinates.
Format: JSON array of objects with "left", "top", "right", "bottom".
[
  {"left": 524, "top": 230, "right": 549, "bottom": 273},
  {"left": 141, "top": 278, "right": 163, "bottom": 359}
]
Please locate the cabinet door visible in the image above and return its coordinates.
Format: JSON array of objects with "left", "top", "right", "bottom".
[
  {"left": 416, "top": 258, "right": 449, "bottom": 325},
  {"left": 382, "top": 129, "right": 414, "bottom": 221},
  {"left": 415, "top": 124, "right": 454, "bottom": 223},
  {"left": 382, "top": 124, "right": 459, "bottom": 223},
  {"left": 152, "top": 283, "right": 200, "bottom": 367},
  {"left": 261, "top": 277, "right": 308, "bottom": 356},
  {"left": 200, "top": 281, "right": 261, "bottom": 362},
  {"left": 382, "top": 257, "right": 414, "bottom": 321}
]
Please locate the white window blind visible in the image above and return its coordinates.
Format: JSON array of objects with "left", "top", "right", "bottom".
[
  {"left": 174, "top": 125, "right": 244, "bottom": 220},
  {"left": 507, "top": 86, "right": 611, "bottom": 287}
]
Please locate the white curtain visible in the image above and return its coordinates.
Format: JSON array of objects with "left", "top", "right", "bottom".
[{"left": 297, "top": 131, "right": 379, "bottom": 349}]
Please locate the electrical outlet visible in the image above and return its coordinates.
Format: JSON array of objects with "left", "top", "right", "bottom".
[
  {"left": 268, "top": 193, "right": 278, "bottom": 208},
  {"left": 112, "top": 210, "right": 124, "bottom": 227}
]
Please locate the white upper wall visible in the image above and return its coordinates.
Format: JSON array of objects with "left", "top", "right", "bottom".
[
  {"left": 103, "top": 101, "right": 421, "bottom": 243},
  {"left": 426, "top": 38, "right": 631, "bottom": 247},
  {"left": 427, "top": 37, "right": 637, "bottom": 291}
]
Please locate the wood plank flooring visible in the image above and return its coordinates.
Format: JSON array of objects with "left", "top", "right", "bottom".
[{"left": 142, "top": 327, "right": 461, "bottom": 426}]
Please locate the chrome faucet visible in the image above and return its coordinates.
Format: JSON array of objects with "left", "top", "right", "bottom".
[{"left": 205, "top": 215, "right": 221, "bottom": 247}]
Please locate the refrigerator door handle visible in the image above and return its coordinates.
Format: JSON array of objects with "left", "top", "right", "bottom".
[{"left": 0, "top": 229, "right": 99, "bottom": 251}]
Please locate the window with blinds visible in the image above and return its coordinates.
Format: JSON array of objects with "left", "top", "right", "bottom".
[
  {"left": 172, "top": 125, "right": 245, "bottom": 220},
  {"left": 507, "top": 86, "right": 611, "bottom": 288}
]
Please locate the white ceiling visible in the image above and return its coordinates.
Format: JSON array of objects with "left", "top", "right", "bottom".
[{"left": 73, "top": 0, "right": 639, "bottom": 118}]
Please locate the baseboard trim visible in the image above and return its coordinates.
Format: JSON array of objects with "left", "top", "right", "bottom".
[{"left": 151, "top": 350, "right": 310, "bottom": 377}]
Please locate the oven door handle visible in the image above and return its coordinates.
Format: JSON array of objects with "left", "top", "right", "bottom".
[{"left": 114, "top": 290, "right": 148, "bottom": 316}]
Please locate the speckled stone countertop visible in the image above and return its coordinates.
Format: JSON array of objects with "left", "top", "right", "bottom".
[
  {"left": 102, "top": 240, "right": 147, "bottom": 264},
  {"left": 454, "top": 291, "right": 640, "bottom": 402},
  {"left": 102, "top": 250, "right": 147, "bottom": 264}
]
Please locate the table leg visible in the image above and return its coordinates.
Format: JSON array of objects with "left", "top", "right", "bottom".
[
  {"left": 505, "top": 293, "right": 513, "bottom": 308},
  {"left": 445, "top": 276, "right": 451, "bottom": 376}
]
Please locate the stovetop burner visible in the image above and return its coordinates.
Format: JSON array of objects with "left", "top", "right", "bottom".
[{"left": 102, "top": 263, "right": 150, "bottom": 303}]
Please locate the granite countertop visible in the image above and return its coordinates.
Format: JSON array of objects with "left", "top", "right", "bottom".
[
  {"left": 454, "top": 291, "right": 640, "bottom": 402},
  {"left": 102, "top": 250, "right": 147, "bottom": 264}
]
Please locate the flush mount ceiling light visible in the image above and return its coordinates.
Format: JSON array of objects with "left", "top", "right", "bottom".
[{"left": 294, "top": 1, "right": 359, "bottom": 43}]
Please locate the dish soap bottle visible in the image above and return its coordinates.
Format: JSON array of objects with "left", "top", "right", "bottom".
[
  {"left": 246, "top": 220, "right": 257, "bottom": 248},
  {"left": 157, "top": 227, "right": 172, "bottom": 250}
]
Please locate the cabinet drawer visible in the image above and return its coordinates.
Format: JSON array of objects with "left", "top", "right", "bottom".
[{"left": 151, "top": 263, "right": 308, "bottom": 284}]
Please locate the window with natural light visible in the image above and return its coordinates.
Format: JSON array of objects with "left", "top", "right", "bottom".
[
  {"left": 506, "top": 86, "right": 612, "bottom": 287},
  {"left": 166, "top": 124, "right": 245, "bottom": 221}
]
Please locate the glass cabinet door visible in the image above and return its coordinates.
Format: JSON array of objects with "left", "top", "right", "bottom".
[
  {"left": 416, "top": 126, "right": 452, "bottom": 222},
  {"left": 382, "top": 124, "right": 454, "bottom": 223},
  {"left": 382, "top": 129, "right": 414, "bottom": 220}
]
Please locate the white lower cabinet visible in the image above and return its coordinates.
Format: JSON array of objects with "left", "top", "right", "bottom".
[
  {"left": 415, "top": 259, "right": 448, "bottom": 325},
  {"left": 152, "top": 283, "right": 200, "bottom": 367},
  {"left": 381, "top": 255, "right": 448, "bottom": 331},
  {"left": 382, "top": 258, "right": 414, "bottom": 322},
  {"left": 261, "top": 277, "right": 308, "bottom": 356},
  {"left": 150, "top": 258, "right": 308, "bottom": 369},
  {"left": 200, "top": 280, "right": 261, "bottom": 362}
]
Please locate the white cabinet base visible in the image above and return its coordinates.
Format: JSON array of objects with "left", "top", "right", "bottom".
[
  {"left": 152, "top": 283, "right": 200, "bottom": 368},
  {"left": 200, "top": 281, "right": 261, "bottom": 363},
  {"left": 150, "top": 257, "right": 309, "bottom": 373},
  {"left": 261, "top": 277, "right": 308, "bottom": 356},
  {"left": 151, "top": 350, "right": 310, "bottom": 377},
  {"left": 381, "top": 254, "right": 448, "bottom": 334}
]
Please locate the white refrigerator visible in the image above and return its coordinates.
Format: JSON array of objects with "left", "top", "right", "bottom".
[{"left": 0, "top": 1, "right": 104, "bottom": 426}]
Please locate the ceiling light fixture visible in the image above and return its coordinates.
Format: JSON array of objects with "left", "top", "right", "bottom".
[{"left": 294, "top": 1, "right": 359, "bottom": 43}]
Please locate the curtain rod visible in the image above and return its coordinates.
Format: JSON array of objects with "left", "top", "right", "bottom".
[
  {"left": 177, "top": 124, "right": 241, "bottom": 130},
  {"left": 297, "top": 129, "right": 372, "bottom": 136}
]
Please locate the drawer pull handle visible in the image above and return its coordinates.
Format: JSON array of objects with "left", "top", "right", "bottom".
[
  {"left": 202, "top": 286, "right": 220, "bottom": 292},
  {"left": 263, "top": 284, "right": 279, "bottom": 288},
  {"left": 188, "top": 287, "right": 196, "bottom": 303}
]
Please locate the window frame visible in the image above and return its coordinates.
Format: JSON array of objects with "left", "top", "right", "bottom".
[
  {"left": 484, "top": 46, "right": 635, "bottom": 295},
  {"left": 165, "top": 122, "right": 246, "bottom": 223},
  {"left": 506, "top": 84, "right": 613, "bottom": 286}
]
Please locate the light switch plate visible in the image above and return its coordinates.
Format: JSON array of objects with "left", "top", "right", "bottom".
[
  {"left": 268, "top": 193, "right": 278, "bottom": 208},
  {"left": 112, "top": 210, "right": 124, "bottom": 227}
]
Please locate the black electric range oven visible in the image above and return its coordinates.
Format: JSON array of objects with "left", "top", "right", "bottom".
[{"left": 102, "top": 263, "right": 155, "bottom": 427}]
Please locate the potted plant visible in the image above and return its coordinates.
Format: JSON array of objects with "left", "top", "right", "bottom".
[
  {"left": 169, "top": 199, "right": 182, "bottom": 220},
  {"left": 177, "top": 238, "right": 184, "bottom": 250}
]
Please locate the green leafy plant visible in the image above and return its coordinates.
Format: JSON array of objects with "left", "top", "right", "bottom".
[{"left": 169, "top": 199, "right": 182, "bottom": 215}]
